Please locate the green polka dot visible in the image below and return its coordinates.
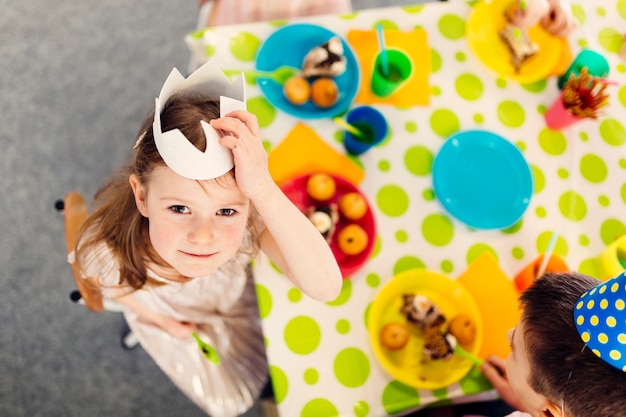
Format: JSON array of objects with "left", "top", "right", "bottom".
[
  {"left": 571, "top": 4, "right": 586, "bottom": 24},
  {"left": 336, "top": 319, "right": 350, "bottom": 335},
  {"left": 537, "top": 103, "right": 547, "bottom": 114},
  {"left": 229, "top": 32, "right": 261, "bottom": 61},
  {"left": 558, "top": 168, "right": 569, "bottom": 179},
  {"left": 559, "top": 191, "right": 587, "bottom": 221},
  {"left": 382, "top": 381, "right": 420, "bottom": 415},
  {"left": 600, "top": 219, "right": 626, "bottom": 245},
  {"left": 496, "top": 78, "right": 507, "bottom": 88},
  {"left": 474, "top": 113, "right": 484, "bottom": 124},
  {"left": 598, "top": 28, "right": 624, "bottom": 53},
  {"left": 455, "top": 73, "right": 483, "bottom": 101},
  {"left": 403, "top": 5, "right": 425, "bottom": 13},
  {"left": 597, "top": 7, "right": 606, "bottom": 16},
  {"left": 521, "top": 79, "right": 547, "bottom": 93},
  {"left": 366, "top": 272, "right": 380, "bottom": 287},
  {"left": 326, "top": 279, "right": 352, "bottom": 307},
  {"left": 422, "top": 214, "right": 454, "bottom": 246},
  {"left": 621, "top": 159, "right": 626, "bottom": 169},
  {"left": 438, "top": 14, "right": 465, "bottom": 40},
  {"left": 459, "top": 367, "right": 494, "bottom": 393},
  {"left": 619, "top": 0, "right": 626, "bottom": 18},
  {"left": 578, "top": 258, "right": 601, "bottom": 279},
  {"left": 512, "top": 247, "right": 524, "bottom": 259},
  {"left": 467, "top": 244, "right": 497, "bottom": 264},
  {"left": 501, "top": 219, "right": 523, "bottom": 234},
  {"left": 301, "top": 399, "right": 338, "bottom": 417},
  {"left": 441, "top": 259, "right": 454, "bottom": 273},
  {"left": 431, "top": 49, "right": 442, "bottom": 73},
  {"left": 599, "top": 195, "right": 610, "bottom": 207},
  {"left": 535, "top": 206, "right": 547, "bottom": 218},
  {"left": 423, "top": 189, "right": 436, "bottom": 201},
  {"left": 288, "top": 288, "right": 302, "bottom": 303},
  {"left": 394, "top": 256, "right": 426, "bottom": 275},
  {"left": 619, "top": 86, "right": 626, "bottom": 108},
  {"left": 334, "top": 348, "right": 370, "bottom": 388},
  {"left": 579, "top": 131, "right": 589, "bottom": 141},
  {"left": 255, "top": 284, "right": 272, "bottom": 319},
  {"left": 599, "top": 119, "right": 626, "bottom": 146},
  {"left": 371, "top": 235, "right": 381, "bottom": 258},
  {"left": 578, "top": 39, "right": 588, "bottom": 48},
  {"left": 378, "top": 159, "right": 391, "bottom": 172},
  {"left": 455, "top": 51, "right": 466, "bottom": 62},
  {"left": 432, "top": 86, "right": 441, "bottom": 96},
  {"left": 497, "top": 100, "right": 525, "bottom": 128},
  {"left": 579, "top": 234, "right": 590, "bottom": 246},
  {"left": 622, "top": 183, "right": 626, "bottom": 205},
  {"left": 537, "top": 231, "right": 568, "bottom": 257},
  {"left": 284, "top": 316, "right": 321, "bottom": 355},
  {"left": 530, "top": 165, "right": 545, "bottom": 193},
  {"left": 405, "top": 146, "right": 434, "bottom": 176},
  {"left": 538, "top": 128, "right": 567, "bottom": 155},
  {"left": 374, "top": 19, "right": 398, "bottom": 30},
  {"left": 269, "top": 365, "right": 288, "bottom": 404},
  {"left": 247, "top": 96, "right": 276, "bottom": 127},
  {"left": 405, "top": 121, "right": 418, "bottom": 133},
  {"left": 353, "top": 400, "right": 370, "bottom": 417},
  {"left": 303, "top": 368, "right": 318, "bottom": 386},
  {"left": 516, "top": 140, "right": 526, "bottom": 151},
  {"left": 396, "top": 230, "right": 408, "bottom": 243},
  {"left": 377, "top": 185, "right": 410, "bottom": 217},
  {"left": 430, "top": 108, "right": 460, "bottom": 138},
  {"left": 204, "top": 44, "right": 215, "bottom": 58},
  {"left": 585, "top": 163, "right": 607, "bottom": 201}
]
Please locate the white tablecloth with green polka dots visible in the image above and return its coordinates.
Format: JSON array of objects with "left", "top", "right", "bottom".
[{"left": 189, "top": 1, "right": 626, "bottom": 416}]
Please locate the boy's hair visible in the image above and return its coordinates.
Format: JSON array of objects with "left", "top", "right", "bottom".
[
  {"left": 520, "top": 272, "right": 626, "bottom": 417},
  {"left": 75, "top": 95, "right": 260, "bottom": 290}
]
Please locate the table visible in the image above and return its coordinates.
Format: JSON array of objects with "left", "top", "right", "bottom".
[{"left": 188, "top": 1, "right": 626, "bottom": 416}]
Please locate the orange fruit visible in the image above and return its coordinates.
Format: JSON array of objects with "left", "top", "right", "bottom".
[
  {"left": 310, "top": 77, "right": 339, "bottom": 108},
  {"left": 338, "top": 192, "right": 367, "bottom": 220},
  {"left": 283, "top": 76, "right": 310, "bottom": 105},
  {"left": 337, "top": 224, "right": 368, "bottom": 255},
  {"left": 379, "top": 322, "right": 410, "bottom": 350},
  {"left": 306, "top": 173, "right": 336, "bottom": 201},
  {"left": 448, "top": 314, "right": 477, "bottom": 348}
]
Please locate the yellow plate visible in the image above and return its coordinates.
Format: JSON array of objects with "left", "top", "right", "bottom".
[
  {"left": 368, "top": 269, "right": 483, "bottom": 389},
  {"left": 466, "top": 0, "right": 563, "bottom": 83}
]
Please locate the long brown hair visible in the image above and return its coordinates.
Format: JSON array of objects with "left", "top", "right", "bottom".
[{"left": 75, "top": 95, "right": 260, "bottom": 290}]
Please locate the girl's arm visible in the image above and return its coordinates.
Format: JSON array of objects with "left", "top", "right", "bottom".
[{"left": 211, "top": 111, "right": 343, "bottom": 302}]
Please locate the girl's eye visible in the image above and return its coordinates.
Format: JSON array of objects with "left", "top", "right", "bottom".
[
  {"left": 169, "top": 205, "right": 190, "bottom": 214},
  {"left": 217, "top": 208, "right": 236, "bottom": 216}
]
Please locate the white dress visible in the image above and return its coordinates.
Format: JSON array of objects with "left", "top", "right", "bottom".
[{"left": 78, "top": 243, "right": 268, "bottom": 417}]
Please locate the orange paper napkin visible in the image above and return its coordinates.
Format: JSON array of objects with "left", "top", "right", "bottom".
[
  {"left": 458, "top": 251, "right": 522, "bottom": 360},
  {"left": 346, "top": 28, "right": 431, "bottom": 107},
  {"left": 268, "top": 122, "right": 365, "bottom": 186}
]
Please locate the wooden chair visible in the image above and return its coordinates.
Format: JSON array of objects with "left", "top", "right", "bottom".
[{"left": 58, "top": 191, "right": 138, "bottom": 348}]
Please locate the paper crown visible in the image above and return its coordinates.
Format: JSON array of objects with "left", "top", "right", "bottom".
[
  {"left": 574, "top": 272, "right": 626, "bottom": 372},
  {"left": 153, "top": 61, "right": 246, "bottom": 180}
]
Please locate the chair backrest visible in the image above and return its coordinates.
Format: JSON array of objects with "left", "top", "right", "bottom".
[{"left": 64, "top": 191, "right": 104, "bottom": 313}]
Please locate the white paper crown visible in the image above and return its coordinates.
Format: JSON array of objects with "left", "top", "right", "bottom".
[
  {"left": 574, "top": 272, "right": 626, "bottom": 372},
  {"left": 153, "top": 61, "right": 246, "bottom": 180}
]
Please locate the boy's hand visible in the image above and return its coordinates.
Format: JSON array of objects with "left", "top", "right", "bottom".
[
  {"left": 481, "top": 355, "right": 526, "bottom": 412},
  {"left": 211, "top": 110, "right": 274, "bottom": 199}
]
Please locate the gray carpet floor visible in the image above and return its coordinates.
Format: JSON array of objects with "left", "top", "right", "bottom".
[{"left": 1, "top": 1, "right": 431, "bottom": 416}]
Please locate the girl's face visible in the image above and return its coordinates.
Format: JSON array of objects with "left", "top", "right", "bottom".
[{"left": 130, "top": 165, "right": 250, "bottom": 279}]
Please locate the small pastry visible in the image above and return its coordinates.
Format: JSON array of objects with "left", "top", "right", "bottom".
[
  {"left": 283, "top": 75, "right": 310, "bottom": 105},
  {"left": 310, "top": 77, "right": 339, "bottom": 108},
  {"left": 423, "top": 327, "right": 454, "bottom": 360},
  {"left": 306, "top": 204, "right": 339, "bottom": 243},
  {"left": 380, "top": 322, "right": 410, "bottom": 350},
  {"left": 338, "top": 192, "right": 367, "bottom": 220},
  {"left": 306, "top": 173, "right": 336, "bottom": 201},
  {"left": 448, "top": 314, "right": 477, "bottom": 348},
  {"left": 337, "top": 224, "right": 368, "bottom": 256},
  {"left": 401, "top": 294, "right": 446, "bottom": 330},
  {"left": 499, "top": 24, "right": 539, "bottom": 73},
  {"left": 302, "top": 37, "right": 347, "bottom": 78}
]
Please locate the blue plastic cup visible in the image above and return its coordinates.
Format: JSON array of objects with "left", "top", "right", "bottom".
[{"left": 342, "top": 106, "right": 389, "bottom": 156}]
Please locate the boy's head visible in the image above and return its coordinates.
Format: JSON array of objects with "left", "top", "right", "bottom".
[{"left": 508, "top": 272, "right": 626, "bottom": 417}]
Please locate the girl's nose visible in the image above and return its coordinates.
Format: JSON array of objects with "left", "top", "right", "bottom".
[{"left": 188, "top": 218, "right": 214, "bottom": 244}]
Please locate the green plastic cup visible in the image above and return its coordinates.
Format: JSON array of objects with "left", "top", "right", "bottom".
[
  {"left": 557, "top": 49, "right": 609, "bottom": 90},
  {"left": 370, "top": 49, "right": 412, "bottom": 97}
]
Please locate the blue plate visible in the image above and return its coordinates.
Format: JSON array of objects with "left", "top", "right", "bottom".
[
  {"left": 255, "top": 23, "right": 360, "bottom": 119},
  {"left": 432, "top": 130, "right": 533, "bottom": 230}
]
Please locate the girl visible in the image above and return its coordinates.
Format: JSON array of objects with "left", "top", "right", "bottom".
[{"left": 73, "top": 62, "right": 343, "bottom": 417}]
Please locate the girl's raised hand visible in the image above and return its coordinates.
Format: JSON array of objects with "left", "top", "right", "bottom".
[{"left": 210, "top": 110, "right": 273, "bottom": 199}]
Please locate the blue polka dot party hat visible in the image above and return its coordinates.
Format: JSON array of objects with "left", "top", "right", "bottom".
[{"left": 574, "top": 272, "right": 626, "bottom": 372}]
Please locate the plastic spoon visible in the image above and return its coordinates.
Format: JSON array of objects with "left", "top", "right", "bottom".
[
  {"left": 222, "top": 66, "right": 299, "bottom": 84},
  {"left": 447, "top": 334, "right": 484, "bottom": 366},
  {"left": 333, "top": 117, "right": 365, "bottom": 139}
]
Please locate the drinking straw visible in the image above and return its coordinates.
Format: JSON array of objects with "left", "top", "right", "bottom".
[
  {"left": 333, "top": 117, "right": 365, "bottom": 139},
  {"left": 376, "top": 24, "right": 389, "bottom": 77},
  {"left": 536, "top": 232, "right": 559, "bottom": 278}
]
